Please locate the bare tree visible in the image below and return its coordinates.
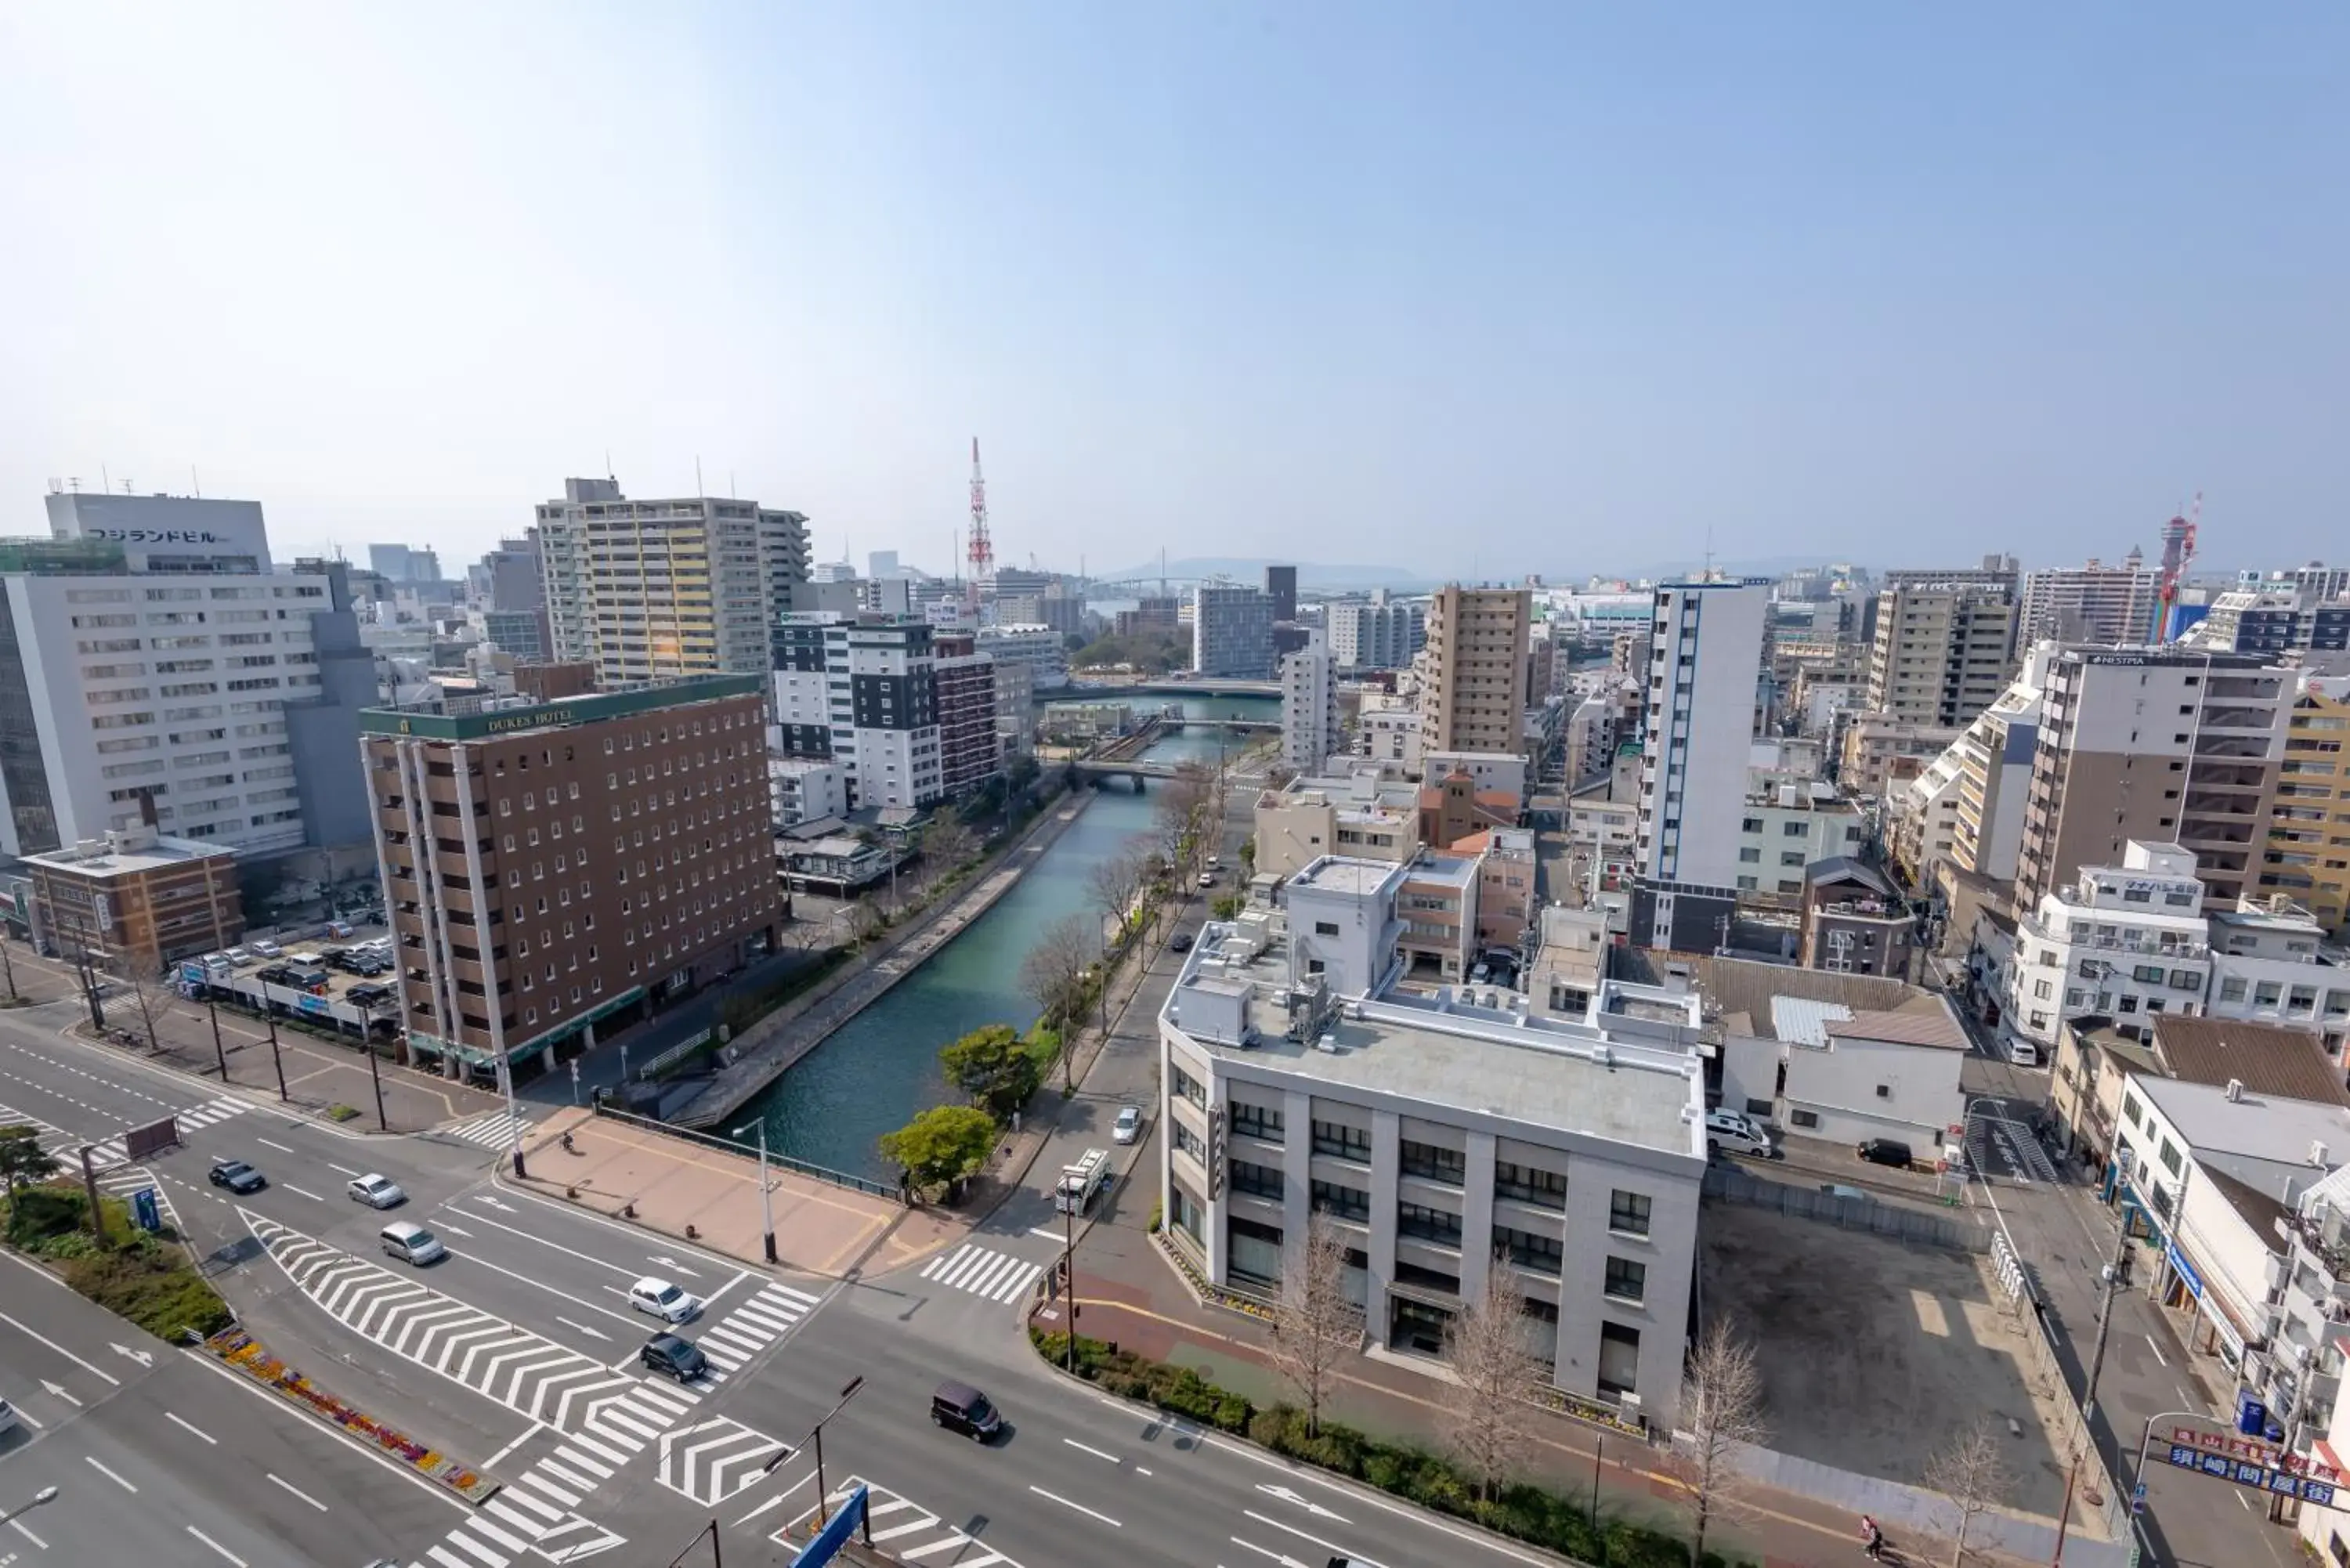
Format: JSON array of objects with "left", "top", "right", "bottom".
[
  {"left": 1674, "top": 1317, "right": 1769, "bottom": 1563},
  {"left": 118, "top": 967, "right": 179, "bottom": 1054},
  {"left": 1265, "top": 1214, "right": 1361, "bottom": 1438},
  {"left": 1019, "top": 913, "right": 1096, "bottom": 1092},
  {"left": 1441, "top": 1256, "right": 1542, "bottom": 1502},
  {"left": 1922, "top": 1416, "right": 2014, "bottom": 1567},
  {"left": 1089, "top": 840, "right": 1149, "bottom": 952},
  {"left": 924, "top": 818, "right": 979, "bottom": 884},
  {"left": 1156, "top": 761, "right": 1216, "bottom": 878}
]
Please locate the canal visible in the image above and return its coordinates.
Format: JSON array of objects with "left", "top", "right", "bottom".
[{"left": 738, "top": 695, "right": 1279, "bottom": 1178}]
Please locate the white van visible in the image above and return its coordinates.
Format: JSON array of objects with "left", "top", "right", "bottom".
[
  {"left": 1705, "top": 1109, "right": 1777, "bottom": 1158},
  {"left": 380, "top": 1222, "right": 446, "bottom": 1266},
  {"left": 2005, "top": 1037, "right": 2041, "bottom": 1068}
]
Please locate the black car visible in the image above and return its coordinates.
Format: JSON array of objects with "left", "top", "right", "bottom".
[
  {"left": 209, "top": 1158, "right": 266, "bottom": 1194},
  {"left": 1169, "top": 930, "right": 1195, "bottom": 953},
  {"left": 641, "top": 1333, "right": 708, "bottom": 1382},
  {"left": 930, "top": 1378, "right": 1002, "bottom": 1441},
  {"left": 346, "top": 983, "right": 392, "bottom": 1007},
  {"left": 1856, "top": 1138, "right": 1914, "bottom": 1169}
]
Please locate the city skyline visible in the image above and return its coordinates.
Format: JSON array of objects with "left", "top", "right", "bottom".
[{"left": 5, "top": 4, "right": 2346, "bottom": 577}]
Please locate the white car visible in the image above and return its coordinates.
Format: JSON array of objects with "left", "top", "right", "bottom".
[
  {"left": 628, "top": 1277, "right": 701, "bottom": 1324},
  {"left": 348, "top": 1173, "right": 407, "bottom": 1209},
  {"left": 1112, "top": 1106, "right": 1141, "bottom": 1145},
  {"left": 249, "top": 938, "right": 282, "bottom": 957},
  {"left": 1705, "top": 1108, "right": 1777, "bottom": 1158},
  {"left": 2005, "top": 1037, "right": 2041, "bottom": 1068},
  {"left": 0, "top": 1396, "right": 16, "bottom": 1435}
]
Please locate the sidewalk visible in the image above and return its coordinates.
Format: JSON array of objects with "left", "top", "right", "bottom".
[
  {"left": 676, "top": 786, "right": 1098, "bottom": 1129},
  {"left": 512, "top": 1105, "right": 967, "bottom": 1282}
]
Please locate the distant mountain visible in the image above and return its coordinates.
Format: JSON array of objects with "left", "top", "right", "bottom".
[{"left": 1094, "top": 555, "right": 1431, "bottom": 592}]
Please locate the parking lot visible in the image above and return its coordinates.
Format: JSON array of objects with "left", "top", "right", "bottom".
[{"left": 1702, "top": 1205, "right": 2076, "bottom": 1520}]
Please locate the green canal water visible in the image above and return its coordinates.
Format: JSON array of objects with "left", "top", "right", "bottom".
[{"left": 738, "top": 695, "right": 1277, "bottom": 1178}]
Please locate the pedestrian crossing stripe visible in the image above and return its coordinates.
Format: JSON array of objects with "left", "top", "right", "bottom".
[
  {"left": 920, "top": 1241, "right": 1047, "bottom": 1303},
  {"left": 410, "top": 1453, "right": 628, "bottom": 1568},
  {"left": 691, "top": 1281, "right": 819, "bottom": 1381},
  {"left": 439, "top": 1108, "right": 530, "bottom": 1148},
  {"left": 773, "top": 1476, "right": 1021, "bottom": 1568}
]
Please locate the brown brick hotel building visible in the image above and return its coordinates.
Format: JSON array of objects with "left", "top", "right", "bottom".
[{"left": 362, "top": 674, "right": 779, "bottom": 1077}]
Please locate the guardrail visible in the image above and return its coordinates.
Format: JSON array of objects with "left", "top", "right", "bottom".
[
  {"left": 634, "top": 1027, "right": 714, "bottom": 1081},
  {"left": 1701, "top": 1165, "right": 1985, "bottom": 1252},
  {"left": 589, "top": 1098, "right": 902, "bottom": 1202}
]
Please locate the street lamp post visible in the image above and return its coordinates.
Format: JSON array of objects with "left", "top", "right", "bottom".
[
  {"left": 358, "top": 999, "right": 388, "bottom": 1131},
  {"left": 732, "top": 1119, "right": 777, "bottom": 1264},
  {"left": 0, "top": 1487, "right": 60, "bottom": 1529},
  {"left": 660, "top": 1518, "right": 721, "bottom": 1568},
  {"left": 264, "top": 1006, "right": 287, "bottom": 1102},
  {"left": 1063, "top": 1185, "right": 1078, "bottom": 1372},
  {"left": 2126, "top": 1407, "right": 2205, "bottom": 1568},
  {"left": 498, "top": 1056, "right": 526, "bottom": 1180}
]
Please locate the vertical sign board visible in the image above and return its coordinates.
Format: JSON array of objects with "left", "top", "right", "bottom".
[
  {"left": 131, "top": 1187, "right": 161, "bottom": 1233},
  {"left": 795, "top": 1485, "right": 869, "bottom": 1568},
  {"left": 124, "top": 1117, "right": 179, "bottom": 1162}
]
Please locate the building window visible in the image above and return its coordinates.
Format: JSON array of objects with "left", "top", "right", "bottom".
[
  {"left": 1790, "top": 1108, "right": 1819, "bottom": 1129},
  {"left": 1228, "top": 1160, "right": 1285, "bottom": 1201},
  {"left": 1399, "top": 1140, "right": 1465, "bottom": 1186},
  {"left": 1231, "top": 1102, "right": 1283, "bottom": 1142},
  {"left": 1495, "top": 1225, "right": 1562, "bottom": 1274},
  {"left": 1397, "top": 1201, "right": 1463, "bottom": 1247},
  {"left": 1173, "top": 1122, "right": 1206, "bottom": 1162},
  {"left": 1311, "top": 1180, "right": 1370, "bottom": 1222},
  {"left": 1494, "top": 1161, "right": 1567, "bottom": 1209},
  {"left": 2158, "top": 1139, "right": 2183, "bottom": 1176},
  {"left": 1604, "top": 1256, "right": 1647, "bottom": 1304},
  {"left": 1608, "top": 1189, "right": 1652, "bottom": 1237},
  {"left": 1314, "top": 920, "right": 1340, "bottom": 937},
  {"left": 1170, "top": 1066, "right": 1206, "bottom": 1109},
  {"left": 1738, "top": 847, "right": 1761, "bottom": 863},
  {"left": 1311, "top": 1120, "right": 1372, "bottom": 1162}
]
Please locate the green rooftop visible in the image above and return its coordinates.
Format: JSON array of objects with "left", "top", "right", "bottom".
[{"left": 0, "top": 537, "right": 128, "bottom": 573}]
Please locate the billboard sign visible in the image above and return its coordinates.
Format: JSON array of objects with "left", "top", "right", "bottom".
[{"left": 124, "top": 1117, "right": 179, "bottom": 1162}]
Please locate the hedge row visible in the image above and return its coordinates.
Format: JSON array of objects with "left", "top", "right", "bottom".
[
  {"left": 5, "top": 1185, "right": 234, "bottom": 1341},
  {"left": 1029, "top": 1327, "right": 1759, "bottom": 1568}
]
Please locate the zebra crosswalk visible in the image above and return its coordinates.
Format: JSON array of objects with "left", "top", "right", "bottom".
[
  {"left": 656, "top": 1414, "right": 790, "bottom": 1505},
  {"left": 438, "top": 1107, "right": 530, "bottom": 1148},
  {"left": 919, "top": 1241, "right": 1047, "bottom": 1304},
  {"left": 413, "top": 1444, "right": 627, "bottom": 1568},
  {"left": 174, "top": 1092, "right": 253, "bottom": 1132},
  {"left": 774, "top": 1477, "right": 1023, "bottom": 1567},
  {"left": 691, "top": 1280, "right": 818, "bottom": 1382}
]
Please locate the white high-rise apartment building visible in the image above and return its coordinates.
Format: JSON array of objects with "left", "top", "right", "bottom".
[
  {"left": 537, "top": 477, "right": 811, "bottom": 688},
  {"left": 1632, "top": 578, "right": 1770, "bottom": 950},
  {"left": 1327, "top": 591, "right": 1424, "bottom": 671},
  {"left": 1279, "top": 647, "right": 1340, "bottom": 774},
  {"left": 2, "top": 493, "right": 334, "bottom": 858},
  {"left": 2019, "top": 552, "right": 2159, "bottom": 646},
  {"left": 770, "top": 613, "right": 942, "bottom": 810}
]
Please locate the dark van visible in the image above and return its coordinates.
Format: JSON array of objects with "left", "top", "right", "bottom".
[
  {"left": 1856, "top": 1138, "right": 1914, "bottom": 1169},
  {"left": 930, "top": 1379, "right": 1002, "bottom": 1441}
]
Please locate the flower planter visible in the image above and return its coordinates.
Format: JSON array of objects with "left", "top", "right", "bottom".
[{"left": 206, "top": 1328, "right": 498, "bottom": 1502}]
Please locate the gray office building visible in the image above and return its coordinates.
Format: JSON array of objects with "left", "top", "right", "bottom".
[{"left": 1191, "top": 583, "right": 1277, "bottom": 678}]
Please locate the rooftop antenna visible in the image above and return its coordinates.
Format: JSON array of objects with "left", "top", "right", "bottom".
[
  {"left": 101, "top": 462, "right": 111, "bottom": 494},
  {"left": 965, "top": 437, "right": 993, "bottom": 613},
  {"left": 190, "top": 465, "right": 201, "bottom": 498},
  {"left": 695, "top": 456, "right": 704, "bottom": 497},
  {"left": 604, "top": 447, "right": 613, "bottom": 483}
]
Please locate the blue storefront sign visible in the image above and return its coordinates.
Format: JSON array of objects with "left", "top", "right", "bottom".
[{"left": 2165, "top": 1241, "right": 2204, "bottom": 1300}]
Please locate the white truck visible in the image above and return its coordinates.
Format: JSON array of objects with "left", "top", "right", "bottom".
[{"left": 1054, "top": 1147, "right": 1114, "bottom": 1215}]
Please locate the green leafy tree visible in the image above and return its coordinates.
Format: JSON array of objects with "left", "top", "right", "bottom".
[
  {"left": 0, "top": 1124, "right": 62, "bottom": 1239},
  {"left": 1212, "top": 894, "right": 1243, "bottom": 920},
  {"left": 879, "top": 1105, "right": 1000, "bottom": 1198},
  {"left": 938, "top": 1024, "right": 1039, "bottom": 1118}
]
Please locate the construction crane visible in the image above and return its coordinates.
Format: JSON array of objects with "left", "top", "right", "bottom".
[{"left": 2150, "top": 493, "right": 2200, "bottom": 641}]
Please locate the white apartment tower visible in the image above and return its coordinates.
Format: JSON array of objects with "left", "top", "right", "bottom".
[
  {"left": 1279, "top": 647, "right": 1340, "bottom": 775},
  {"left": 1632, "top": 578, "right": 1770, "bottom": 950},
  {"left": 2019, "top": 551, "right": 2159, "bottom": 646},
  {"left": 536, "top": 477, "right": 811, "bottom": 688}
]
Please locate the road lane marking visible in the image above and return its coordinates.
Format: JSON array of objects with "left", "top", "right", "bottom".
[
  {"left": 9, "top": 1517, "right": 48, "bottom": 1548},
  {"left": 1063, "top": 1438, "right": 1123, "bottom": 1465},
  {"left": 256, "top": 1137, "right": 294, "bottom": 1153},
  {"left": 166, "top": 1411, "right": 217, "bottom": 1443},
  {"left": 267, "top": 1473, "right": 329, "bottom": 1511},
  {"left": 2146, "top": 1335, "right": 2168, "bottom": 1367},
  {"left": 0, "top": 1310, "right": 121, "bottom": 1384},
  {"left": 1029, "top": 1485, "right": 1121, "bottom": 1527},
  {"left": 483, "top": 1421, "right": 542, "bottom": 1469},
  {"left": 431, "top": 1202, "right": 642, "bottom": 1276},
  {"left": 438, "top": 1222, "right": 473, "bottom": 1237},
  {"left": 446, "top": 1248, "right": 643, "bottom": 1326},
  {"left": 329, "top": 1162, "right": 361, "bottom": 1176},
  {"left": 187, "top": 1525, "right": 250, "bottom": 1565},
  {"left": 282, "top": 1183, "right": 324, "bottom": 1201},
  {"left": 179, "top": 1349, "right": 472, "bottom": 1516},
  {"left": 84, "top": 1453, "right": 140, "bottom": 1491}
]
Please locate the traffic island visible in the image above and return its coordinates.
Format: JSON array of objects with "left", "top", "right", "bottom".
[{"left": 206, "top": 1328, "right": 499, "bottom": 1503}]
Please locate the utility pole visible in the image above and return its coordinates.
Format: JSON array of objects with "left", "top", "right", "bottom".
[
  {"left": 264, "top": 1008, "right": 287, "bottom": 1102},
  {"left": 204, "top": 991, "right": 229, "bottom": 1080},
  {"left": 0, "top": 933, "right": 16, "bottom": 1002},
  {"left": 2083, "top": 1213, "right": 2135, "bottom": 1424}
]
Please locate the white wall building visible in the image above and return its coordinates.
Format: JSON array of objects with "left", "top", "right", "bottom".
[
  {"left": 1326, "top": 591, "right": 1424, "bottom": 672},
  {"left": 1158, "top": 856, "right": 1708, "bottom": 1430},
  {"left": 975, "top": 623, "right": 1068, "bottom": 692},
  {"left": 2205, "top": 902, "right": 2350, "bottom": 1055},
  {"left": 1734, "top": 779, "right": 1867, "bottom": 899},
  {"left": 1999, "top": 840, "right": 2214, "bottom": 1048},
  {"left": 768, "top": 757, "right": 848, "bottom": 828},
  {"left": 1356, "top": 699, "right": 1423, "bottom": 776},
  {"left": 1280, "top": 647, "right": 1340, "bottom": 775},
  {"left": 1633, "top": 578, "right": 1770, "bottom": 950},
  {"left": 769, "top": 612, "right": 942, "bottom": 811},
  {"left": 1423, "top": 750, "right": 1528, "bottom": 802}
]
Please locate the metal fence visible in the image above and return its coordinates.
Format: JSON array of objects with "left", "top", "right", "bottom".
[
  {"left": 1701, "top": 1165, "right": 1987, "bottom": 1253},
  {"left": 589, "top": 1099, "right": 902, "bottom": 1201}
]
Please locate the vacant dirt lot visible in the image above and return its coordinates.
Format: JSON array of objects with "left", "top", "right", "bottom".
[{"left": 1702, "top": 1205, "right": 2073, "bottom": 1520}]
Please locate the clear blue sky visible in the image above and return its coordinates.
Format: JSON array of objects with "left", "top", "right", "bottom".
[{"left": 2, "top": 2, "right": 2342, "bottom": 579}]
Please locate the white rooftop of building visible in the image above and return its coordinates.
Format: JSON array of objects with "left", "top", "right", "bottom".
[
  {"left": 2135, "top": 1075, "right": 2350, "bottom": 1165},
  {"left": 1287, "top": 858, "right": 1408, "bottom": 898},
  {"left": 24, "top": 832, "right": 235, "bottom": 878}
]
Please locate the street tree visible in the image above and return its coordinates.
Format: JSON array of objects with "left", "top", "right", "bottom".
[
  {"left": 118, "top": 968, "right": 178, "bottom": 1054},
  {"left": 1441, "top": 1255, "right": 1542, "bottom": 1501},
  {"left": 1922, "top": 1416, "right": 2015, "bottom": 1567},
  {"left": 1020, "top": 914, "right": 1097, "bottom": 1090},
  {"left": 937, "top": 1024, "right": 1039, "bottom": 1119},
  {"left": 1674, "top": 1316, "right": 1770, "bottom": 1563},
  {"left": 1266, "top": 1214, "right": 1361, "bottom": 1438},
  {"left": 0, "top": 1124, "right": 61, "bottom": 1238},
  {"left": 924, "top": 818, "right": 980, "bottom": 885},
  {"left": 877, "top": 1105, "right": 1000, "bottom": 1200}
]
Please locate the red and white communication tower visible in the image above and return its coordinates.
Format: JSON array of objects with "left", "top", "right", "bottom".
[
  {"left": 2151, "top": 493, "right": 2200, "bottom": 641},
  {"left": 965, "top": 437, "right": 993, "bottom": 611}
]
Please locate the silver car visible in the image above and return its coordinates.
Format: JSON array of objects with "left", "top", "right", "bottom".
[{"left": 348, "top": 1173, "right": 407, "bottom": 1209}]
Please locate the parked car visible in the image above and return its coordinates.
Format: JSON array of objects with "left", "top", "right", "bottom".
[
  {"left": 222, "top": 947, "right": 252, "bottom": 966},
  {"left": 1705, "top": 1109, "right": 1777, "bottom": 1158},
  {"left": 249, "top": 938, "right": 282, "bottom": 957},
  {"left": 348, "top": 1173, "right": 407, "bottom": 1209},
  {"left": 1112, "top": 1106, "right": 1141, "bottom": 1144},
  {"left": 346, "top": 984, "right": 392, "bottom": 1008},
  {"left": 1820, "top": 1183, "right": 1869, "bottom": 1201},
  {"left": 641, "top": 1333, "right": 709, "bottom": 1383},
  {"left": 209, "top": 1158, "right": 266, "bottom": 1194},
  {"left": 930, "top": 1378, "right": 1002, "bottom": 1441},
  {"left": 1169, "top": 930, "right": 1194, "bottom": 953},
  {"left": 0, "top": 1396, "right": 18, "bottom": 1436},
  {"left": 1197, "top": 871, "right": 1216, "bottom": 888},
  {"left": 1856, "top": 1138, "right": 1914, "bottom": 1169},
  {"left": 2005, "top": 1037, "right": 2041, "bottom": 1068},
  {"left": 627, "top": 1277, "right": 701, "bottom": 1324}
]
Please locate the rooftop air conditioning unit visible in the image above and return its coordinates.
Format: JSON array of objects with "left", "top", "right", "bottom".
[
  {"left": 2225, "top": 1078, "right": 2245, "bottom": 1102},
  {"left": 2315, "top": 1141, "right": 2333, "bottom": 1169},
  {"left": 1315, "top": 1034, "right": 1339, "bottom": 1053}
]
